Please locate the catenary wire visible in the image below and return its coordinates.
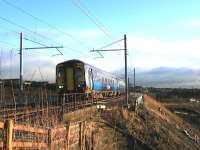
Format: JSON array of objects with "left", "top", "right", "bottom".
[
  {"left": 0, "top": 16, "right": 62, "bottom": 46},
  {"left": 2, "top": 0, "right": 93, "bottom": 49},
  {"left": 71, "top": 0, "right": 112, "bottom": 40}
]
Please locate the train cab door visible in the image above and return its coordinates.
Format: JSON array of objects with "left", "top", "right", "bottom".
[{"left": 66, "top": 67, "right": 74, "bottom": 91}]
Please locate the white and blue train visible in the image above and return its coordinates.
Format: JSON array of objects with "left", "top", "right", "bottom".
[{"left": 56, "top": 59, "right": 125, "bottom": 95}]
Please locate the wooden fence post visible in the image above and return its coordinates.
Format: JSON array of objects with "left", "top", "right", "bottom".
[
  {"left": 48, "top": 128, "right": 52, "bottom": 150},
  {"left": 79, "top": 121, "right": 86, "bottom": 150},
  {"left": 79, "top": 122, "right": 83, "bottom": 150},
  {"left": 62, "top": 94, "right": 65, "bottom": 121},
  {"left": 67, "top": 122, "right": 71, "bottom": 149},
  {"left": 83, "top": 121, "right": 86, "bottom": 150},
  {"left": 6, "top": 119, "right": 14, "bottom": 150}
]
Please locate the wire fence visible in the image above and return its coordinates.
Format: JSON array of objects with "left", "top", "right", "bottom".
[{"left": 0, "top": 83, "right": 122, "bottom": 123}]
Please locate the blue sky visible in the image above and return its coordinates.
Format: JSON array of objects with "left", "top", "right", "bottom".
[{"left": 1, "top": 0, "right": 200, "bottom": 82}]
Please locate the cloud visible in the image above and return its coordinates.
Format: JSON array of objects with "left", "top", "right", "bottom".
[
  {"left": 129, "top": 34, "right": 200, "bottom": 56},
  {"left": 33, "top": 28, "right": 105, "bottom": 46},
  {"left": 129, "top": 67, "right": 200, "bottom": 88},
  {"left": 0, "top": 27, "right": 108, "bottom": 83},
  {"left": 128, "top": 33, "right": 200, "bottom": 69},
  {"left": 2, "top": 28, "right": 200, "bottom": 84},
  {"left": 0, "top": 48, "right": 66, "bottom": 82}
]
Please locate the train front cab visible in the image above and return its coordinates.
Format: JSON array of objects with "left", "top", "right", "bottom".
[{"left": 56, "top": 60, "right": 86, "bottom": 94}]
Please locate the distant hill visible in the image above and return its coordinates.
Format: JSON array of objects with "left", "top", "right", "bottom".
[{"left": 114, "top": 67, "right": 200, "bottom": 88}]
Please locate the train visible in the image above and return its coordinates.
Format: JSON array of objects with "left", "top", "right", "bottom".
[{"left": 56, "top": 59, "right": 125, "bottom": 97}]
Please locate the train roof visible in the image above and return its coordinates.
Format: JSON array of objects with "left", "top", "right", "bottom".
[
  {"left": 57, "top": 59, "right": 124, "bottom": 81},
  {"left": 57, "top": 59, "right": 83, "bottom": 65}
]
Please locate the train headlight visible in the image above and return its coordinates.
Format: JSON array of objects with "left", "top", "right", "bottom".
[{"left": 59, "top": 85, "right": 64, "bottom": 88}]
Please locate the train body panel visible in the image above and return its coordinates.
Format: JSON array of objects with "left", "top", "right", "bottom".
[{"left": 56, "top": 59, "right": 125, "bottom": 94}]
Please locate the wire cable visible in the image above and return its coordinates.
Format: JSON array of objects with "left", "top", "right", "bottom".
[
  {"left": 24, "top": 38, "right": 91, "bottom": 58},
  {"left": 1, "top": 0, "right": 108, "bottom": 59},
  {"left": 72, "top": 0, "right": 124, "bottom": 52},
  {"left": 76, "top": 0, "right": 112, "bottom": 35},
  {"left": 23, "top": 37, "right": 50, "bottom": 48},
  {"left": 2, "top": 0, "right": 92, "bottom": 49},
  {"left": 0, "top": 24, "right": 19, "bottom": 36},
  {"left": 24, "top": 37, "right": 64, "bottom": 56},
  {"left": 0, "top": 16, "right": 61, "bottom": 46},
  {"left": 71, "top": 0, "right": 112, "bottom": 40},
  {"left": 70, "top": 0, "right": 125, "bottom": 56},
  {"left": 100, "top": 38, "right": 124, "bottom": 49}
]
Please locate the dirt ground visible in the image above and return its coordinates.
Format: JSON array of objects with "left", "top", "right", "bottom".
[{"left": 83, "top": 95, "right": 200, "bottom": 150}]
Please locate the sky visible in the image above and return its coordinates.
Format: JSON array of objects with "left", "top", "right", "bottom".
[{"left": 1, "top": 0, "right": 200, "bottom": 82}]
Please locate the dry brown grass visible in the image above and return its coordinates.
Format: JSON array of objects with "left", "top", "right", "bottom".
[
  {"left": 87, "top": 95, "right": 200, "bottom": 150},
  {"left": 144, "top": 95, "right": 183, "bottom": 125}
]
